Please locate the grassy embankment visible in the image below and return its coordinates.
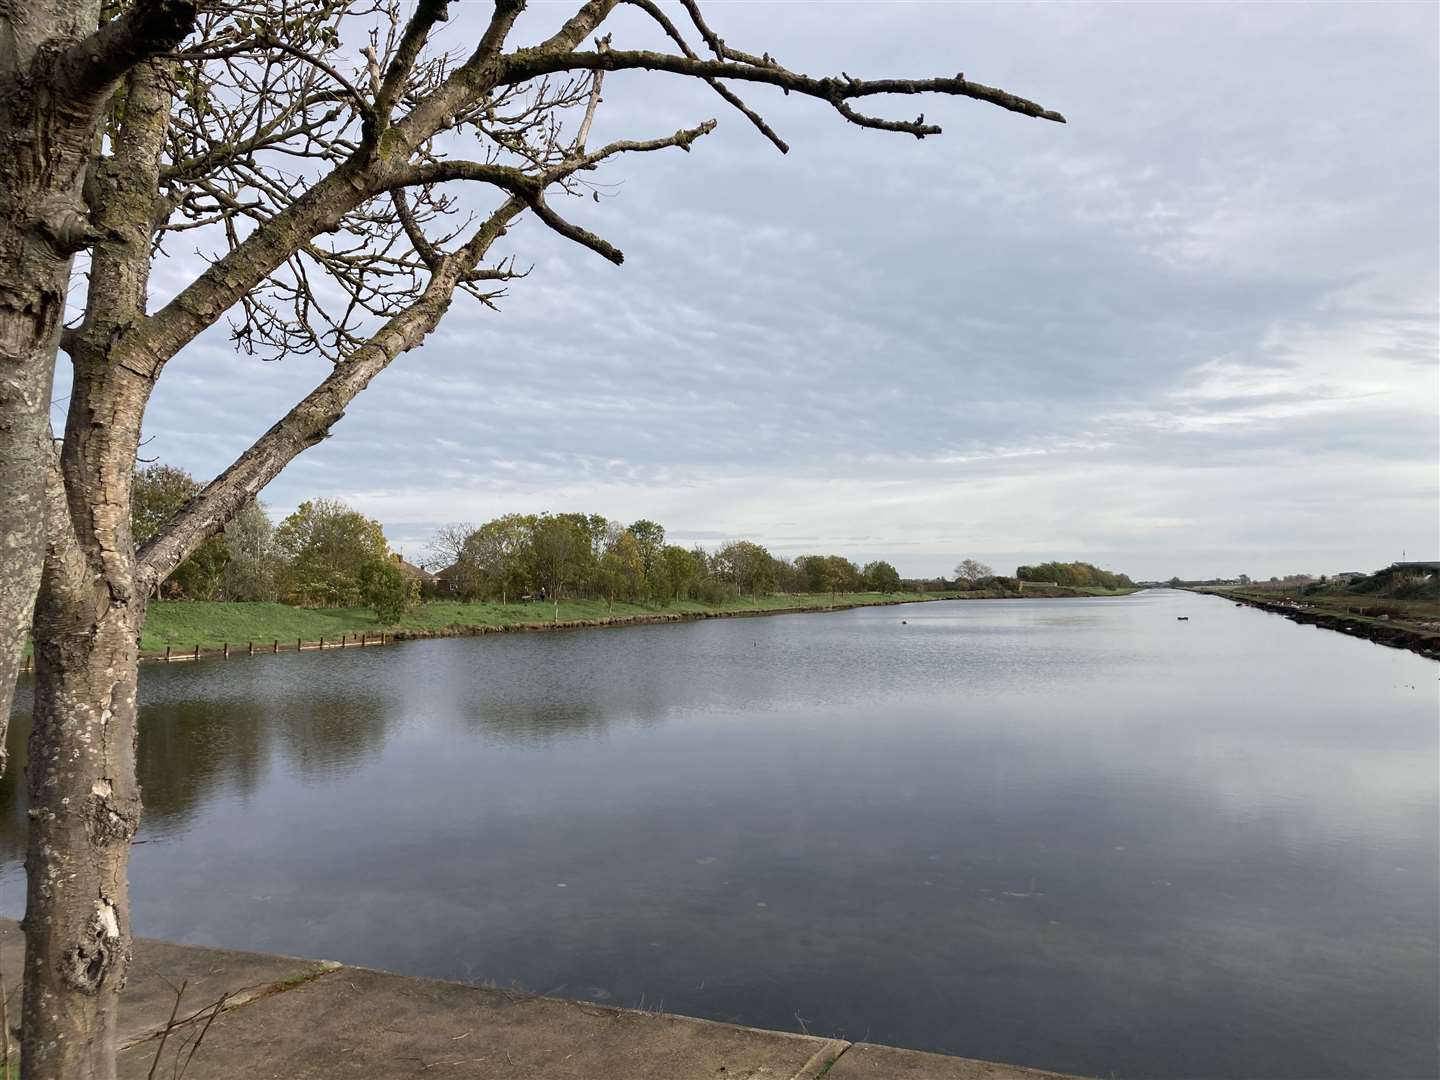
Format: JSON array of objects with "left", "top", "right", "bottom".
[
  {"left": 1207, "top": 585, "right": 1439, "bottom": 635},
  {"left": 1197, "top": 583, "right": 1440, "bottom": 658},
  {"left": 135, "top": 584, "right": 1138, "bottom": 654},
  {"left": 137, "top": 593, "right": 943, "bottom": 653}
]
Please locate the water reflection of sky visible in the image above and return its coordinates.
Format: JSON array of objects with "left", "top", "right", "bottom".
[{"left": 3, "top": 591, "right": 1436, "bottom": 1079}]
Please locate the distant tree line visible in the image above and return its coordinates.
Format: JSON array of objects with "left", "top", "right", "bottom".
[
  {"left": 133, "top": 465, "right": 416, "bottom": 620},
  {"left": 135, "top": 467, "right": 911, "bottom": 615},
  {"left": 426, "top": 514, "right": 905, "bottom": 607},
  {"left": 140, "top": 467, "right": 1137, "bottom": 614},
  {"left": 1016, "top": 561, "right": 1136, "bottom": 590}
]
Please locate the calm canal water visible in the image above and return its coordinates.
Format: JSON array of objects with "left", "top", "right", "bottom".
[{"left": 3, "top": 590, "right": 1437, "bottom": 1078}]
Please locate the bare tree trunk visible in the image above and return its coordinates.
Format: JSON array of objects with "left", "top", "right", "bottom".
[
  {"left": 21, "top": 358, "right": 150, "bottom": 1080},
  {"left": 0, "top": 0, "right": 195, "bottom": 764},
  {"left": 22, "top": 547, "right": 143, "bottom": 1080},
  {"left": 19, "top": 59, "right": 171, "bottom": 1080},
  {"left": 0, "top": 221, "right": 66, "bottom": 751},
  {"left": 0, "top": 0, "right": 104, "bottom": 760}
]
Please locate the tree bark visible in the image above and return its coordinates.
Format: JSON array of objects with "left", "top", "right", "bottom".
[
  {"left": 22, "top": 486, "right": 143, "bottom": 1080},
  {"left": 19, "top": 60, "right": 173, "bottom": 1080},
  {"left": 0, "top": 0, "right": 103, "bottom": 764},
  {"left": 0, "top": 219, "right": 67, "bottom": 764},
  {"left": 0, "top": 0, "right": 196, "bottom": 766}
]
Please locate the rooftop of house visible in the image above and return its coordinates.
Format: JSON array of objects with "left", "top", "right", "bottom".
[{"left": 392, "top": 553, "right": 435, "bottom": 581}]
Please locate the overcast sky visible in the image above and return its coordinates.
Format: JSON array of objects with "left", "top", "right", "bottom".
[{"left": 126, "top": 1, "right": 1438, "bottom": 581}]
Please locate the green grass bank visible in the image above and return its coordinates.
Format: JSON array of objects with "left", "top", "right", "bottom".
[
  {"left": 135, "top": 586, "right": 1137, "bottom": 655},
  {"left": 1194, "top": 586, "right": 1440, "bottom": 660}
]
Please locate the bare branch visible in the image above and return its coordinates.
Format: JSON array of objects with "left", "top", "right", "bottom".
[
  {"left": 677, "top": 0, "right": 777, "bottom": 69},
  {"left": 258, "top": 34, "right": 374, "bottom": 125},
  {"left": 624, "top": 0, "right": 788, "bottom": 152},
  {"left": 391, "top": 189, "right": 442, "bottom": 268},
  {"left": 573, "top": 62, "right": 607, "bottom": 154},
  {"left": 391, "top": 119, "right": 717, "bottom": 263},
  {"left": 135, "top": 199, "right": 522, "bottom": 588},
  {"left": 373, "top": 0, "right": 451, "bottom": 123},
  {"left": 52, "top": 0, "right": 197, "bottom": 103},
  {"left": 501, "top": 49, "right": 1066, "bottom": 129},
  {"left": 136, "top": 112, "right": 718, "bottom": 581},
  {"left": 527, "top": 193, "right": 622, "bottom": 264}
]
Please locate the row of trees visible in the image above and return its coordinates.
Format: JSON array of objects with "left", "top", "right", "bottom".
[
  {"left": 146, "top": 477, "right": 1140, "bottom": 611},
  {"left": 135, "top": 466, "right": 415, "bottom": 618},
  {"left": 139, "top": 471, "right": 911, "bottom": 613},
  {"left": 1016, "top": 561, "right": 1136, "bottom": 590},
  {"left": 428, "top": 515, "right": 904, "bottom": 606}
]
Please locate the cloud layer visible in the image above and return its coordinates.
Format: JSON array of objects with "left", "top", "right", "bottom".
[{"left": 130, "top": 3, "right": 1438, "bottom": 580}]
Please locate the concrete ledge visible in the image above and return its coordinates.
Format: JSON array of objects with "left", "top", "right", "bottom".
[
  {"left": 827, "top": 1042, "right": 1082, "bottom": 1080},
  {"left": 115, "top": 962, "right": 845, "bottom": 1080},
  {"left": 0, "top": 918, "right": 334, "bottom": 1051},
  {"left": 1, "top": 920, "right": 1089, "bottom": 1080}
]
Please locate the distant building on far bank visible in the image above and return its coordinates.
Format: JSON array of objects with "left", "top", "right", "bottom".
[
  {"left": 392, "top": 553, "right": 435, "bottom": 587},
  {"left": 1390, "top": 561, "right": 1440, "bottom": 575},
  {"left": 432, "top": 563, "right": 466, "bottom": 594}
]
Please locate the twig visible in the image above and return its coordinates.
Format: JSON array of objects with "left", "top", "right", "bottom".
[
  {"left": 0, "top": 950, "right": 11, "bottom": 1080},
  {"left": 175, "top": 992, "right": 228, "bottom": 1079},
  {"left": 147, "top": 979, "right": 187, "bottom": 1080}
]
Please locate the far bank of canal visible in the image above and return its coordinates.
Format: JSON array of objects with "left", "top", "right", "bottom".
[
  {"left": 110, "top": 587, "right": 1131, "bottom": 668},
  {"left": 4, "top": 591, "right": 1436, "bottom": 1079}
]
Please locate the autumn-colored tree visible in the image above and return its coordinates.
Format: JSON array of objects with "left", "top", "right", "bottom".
[
  {"left": 132, "top": 464, "right": 231, "bottom": 598},
  {"left": 274, "top": 498, "right": 389, "bottom": 606},
  {"left": 359, "top": 556, "right": 417, "bottom": 622},
  {"left": 863, "top": 559, "right": 902, "bottom": 592},
  {"left": 600, "top": 527, "right": 646, "bottom": 605}
]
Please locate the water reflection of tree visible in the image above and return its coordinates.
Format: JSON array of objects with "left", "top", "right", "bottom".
[
  {"left": 1, "top": 685, "right": 395, "bottom": 863},
  {"left": 463, "top": 700, "right": 618, "bottom": 745},
  {"left": 138, "top": 699, "right": 272, "bottom": 828},
  {"left": 271, "top": 694, "right": 391, "bottom": 779},
  {"left": 460, "top": 694, "right": 670, "bottom": 746}
]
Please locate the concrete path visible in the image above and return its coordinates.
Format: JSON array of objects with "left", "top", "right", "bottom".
[{"left": 0, "top": 920, "right": 1083, "bottom": 1079}]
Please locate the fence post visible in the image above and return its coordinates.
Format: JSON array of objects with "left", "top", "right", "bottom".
[
  {"left": 164, "top": 645, "right": 170, "bottom": 662},
  {"left": 320, "top": 636, "right": 325, "bottom": 650},
  {"left": 193, "top": 644, "right": 199, "bottom": 661},
  {"left": 223, "top": 642, "right": 229, "bottom": 659},
  {"left": 273, "top": 640, "right": 278, "bottom": 654},
  {"left": 297, "top": 638, "right": 302, "bottom": 653},
  {"left": 248, "top": 642, "right": 254, "bottom": 657}
]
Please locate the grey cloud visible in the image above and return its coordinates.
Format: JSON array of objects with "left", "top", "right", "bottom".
[{"left": 127, "top": 3, "right": 1437, "bottom": 580}]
